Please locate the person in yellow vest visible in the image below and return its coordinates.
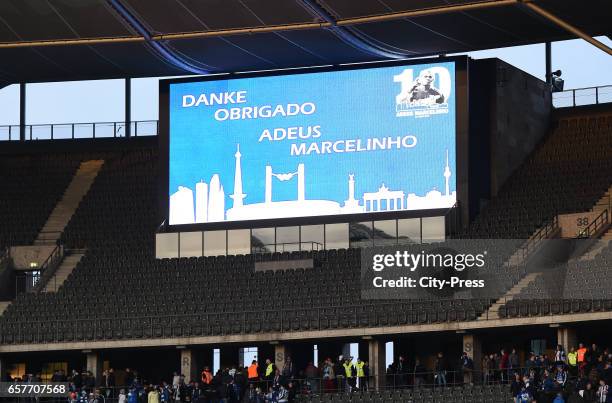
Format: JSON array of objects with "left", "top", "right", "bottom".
[
  {"left": 343, "top": 357, "right": 356, "bottom": 393},
  {"left": 264, "top": 358, "right": 276, "bottom": 389},
  {"left": 567, "top": 346, "right": 578, "bottom": 376},
  {"left": 355, "top": 358, "right": 366, "bottom": 391}
]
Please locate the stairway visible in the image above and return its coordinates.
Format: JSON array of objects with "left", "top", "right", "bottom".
[
  {"left": 478, "top": 272, "right": 542, "bottom": 320},
  {"left": 591, "top": 185, "right": 612, "bottom": 213},
  {"left": 592, "top": 184, "right": 612, "bottom": 240},
  {"left": 42, "top": 250, "right": 86, "bottom": 292},
  {"left": 35, "top": 160, "right": 104, "bottom": 245},
  {"left": 577, "top": 184, "right": 612, "bottom": 257}
]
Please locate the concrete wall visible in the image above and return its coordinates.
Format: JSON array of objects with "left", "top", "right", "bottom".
[
  {"left": 489, "top": 59, "right": 552, "bottom": 197},
  {"left": 468, "top": 58, "right": 552, "bottom": 219}
]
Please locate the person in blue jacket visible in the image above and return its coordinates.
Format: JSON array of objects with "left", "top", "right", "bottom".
[
  {"left": 553, "top": 392, "right": 565, "bottom": 403},
  {"left": 127, "top": 387, "right": 138, "bottom": 403}
]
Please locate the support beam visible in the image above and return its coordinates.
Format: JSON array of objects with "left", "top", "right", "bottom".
[
  {"left": 522, "top": 1, "right": 612, "bottom": 56},
  {"left": 274, "top": 344, "right": 288, "bottom": 374},
  {"left": 19, "top": 83, "right": 25, "bottom": 141},
  {"left": 367, "top": 339, "right": 386, "bottom": 390},
  {"left": 0, "top": 0, "right": 518, "bottom": 49},
  {"left": 125, "top": 78, "right": 131, "bottom": 138},
  {"left": 545, "top": 42, "right": 552, "bottom": 87},
  {"left": 180, "top": 349, "right": 197, "bottom": 383},
  {"left": 86, "top": 351, "right": 103, "bottom": 385},
  {"left": 462, "top": 334, "right": 482, "bottom": 383},
  {"left": 557, "top": 327, "right": 577, "bottom": 353}
]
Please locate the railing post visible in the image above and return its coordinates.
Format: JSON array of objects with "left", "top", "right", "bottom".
[
  {"left": 595, "top": 87, "right": 599, "bottom": 104},
  {"left": 572, "top": 90, "right": 576, "bottom": 107},
  {"left": 114, "top": 122, "right": 117, "bottom": 137},
  {"left": 135, "top": 121, "right": 138, "bottom": 137},
  {"left": 93, "top": 123, "right": 96, "bottom": 139},
  {"left": 71, "top": 123, "right": 75, "bottom": 139},
  {"left": 29, "top": 125, "right": 32, "bottom": 140},
  {"left": 51, "top": 124, "right": 54, "bottom": 140}
]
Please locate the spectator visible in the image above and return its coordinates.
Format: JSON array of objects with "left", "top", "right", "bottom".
[
  {"left": 553, "top": 392, "right": 566, "bottom": 403},
  {"left": 414, "top": 358, "right": 426, "bottom": 388},
  {"left": 511, "top": 373, "right": 523, "bottom": 403},
  {"left": 160, "top": 383, "right": 171, "bottom": 403},
  {"left": 128, "top": 388, "right": 138, "bottom": 403},
  {"left": 596, "top": 379, "right": 608, "bottom": 403},
  {"left": 304, "top": 361, "right": 318, "bottom": 394},
  {"left": 396, "top": 355, "right": 407, "bottom": 388},
  {"left": 510, "top": 349, "right": 520, "bottom": 376},
  {"left": 334, "top": 356, "right": 345, "bottom": 393},
  {"left": 201, "top": 366, "right": 213, "bottom": 386},
  {"left": 500, "top": 349, "right": 510, "bottom": 383},
  {"left": 482, "top": 355, "right": 492, "bottom": 385},
  {"left": 118, "top": 389, "right": 127, "bottom": 403},
  {"left": 248, "top": 361, "right": 259, "bottom": 384},
  {"left": 148, "top": 387, "right": 160, "bottom": 403},
  {"left": 264, "top": 359, "right": 275, "bottom": 384},
  {"left": 355, "top": 358, "right": 366, "bottom": 391},
  {"left": 434, "top": 352, "right": 447, "bottom": 387},
  {"left": 568, "top": 347, "right": 579, "bottom": 376},
  {"left": 321, "top": 358, "right": 335, "bottom": 392},
  {"left": 342, "top": 357, "right": 356, "bottom": 393},
  {"left": 583, "top": 382, "right": 597, "bottom": 402},
  {"left": 517, "top": 386, "right": 533, "bottom": 403},
  {"left": 556, "top": 345, "right": 567, "bottom": 365},
  {"left": 555, "top": 365, "right": 568, "bottom": 388},
  {"left": 460, "top": 352, "right": 474, "bottom": 385},
  {"left": 578, "top": 344, "right": 589, "bottom": 376},
  {"left": 281, "top": 357, "right": 294, "bottom": 380}
]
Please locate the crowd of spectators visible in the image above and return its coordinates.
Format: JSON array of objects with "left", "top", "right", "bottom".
[{"left": 2, "top": 342, "right": 610, "bottom": 402}]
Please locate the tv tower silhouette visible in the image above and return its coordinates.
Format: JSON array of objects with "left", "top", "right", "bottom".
[{"left": 230, "top": 144, "right": 246, "bottom": 208}]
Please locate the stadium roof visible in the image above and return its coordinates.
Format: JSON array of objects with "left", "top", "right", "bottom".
[{"left": 0, "top": 0, "right": 610, "bottom": 86}]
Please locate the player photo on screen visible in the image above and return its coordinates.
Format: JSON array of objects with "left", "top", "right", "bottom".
[{"left": 168, "top": 62, "right": 456, "bottom": 225}]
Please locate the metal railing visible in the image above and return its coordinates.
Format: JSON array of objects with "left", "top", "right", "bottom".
[
  {"left": 552, "top": 85, "right": 612, "bottom": 108},
  {"left": 252, "top": 241, "right": 324, "bottom": 254},
  {"left": 0, "top": 120, "right": 158, "bottom": 141},
  {"left": 2, "top": 296, "right": 608, "bottom": 345},
  {"left": 577, "top": 209, "right": 609, "bottom": 239},
  {"left": 4, "top": 365, "right": 571, "bottom": 402},
  {"left": 516, "top": 215, "right": 559, "bottom": 266},
  {"left": 32, "top": 244, "right": 64, "bottom": 293}
]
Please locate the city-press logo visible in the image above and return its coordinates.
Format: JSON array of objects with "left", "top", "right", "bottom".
[{"left": 394, "top": 67, "right": 451, "bottom": 118}]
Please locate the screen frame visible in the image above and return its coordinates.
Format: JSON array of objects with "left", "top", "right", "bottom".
[{"left": 159, "top": 56, "right": 469, "bottom": 232}]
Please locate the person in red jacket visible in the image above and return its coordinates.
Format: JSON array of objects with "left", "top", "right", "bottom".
[{"left": 500, "top": 349, "right": 510, "bottom": 384}]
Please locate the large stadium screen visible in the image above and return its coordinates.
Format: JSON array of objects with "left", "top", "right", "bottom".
[{"left": 167, "top": 61, "right": 456, "bottom": 225}]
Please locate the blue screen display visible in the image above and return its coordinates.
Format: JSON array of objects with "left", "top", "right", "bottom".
[{"left": 168, "top": 61, "right": 456, "bottom": 225}]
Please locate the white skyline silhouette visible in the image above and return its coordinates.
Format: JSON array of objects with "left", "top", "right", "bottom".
[{"left": 169, "top": 144, "right": 455, "bottom": 224}]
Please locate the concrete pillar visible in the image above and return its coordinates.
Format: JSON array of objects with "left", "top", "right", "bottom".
[
  {"left": 463, "top": 334, "right": 482, "bottom": 372},
  {"left": 368, "top": 339, "right": 386, "bottom": 390},
  {"left": 86, "top": 352, "right": 103, "bottom": 385},
  {"left": 274, "top": 344, "right": 288, "bottom": 373},
  {"left": 125, "top": 78, "right": 131, "bottom": 138},
  {"left": 557, "top": 327, "right": 577, "bottom": 352},
  {"left": 19, "top": 83, "right": 26, "bottom": 141},
  {"left": 180, "top": 349, "right": 197, "bottom": 383}
]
